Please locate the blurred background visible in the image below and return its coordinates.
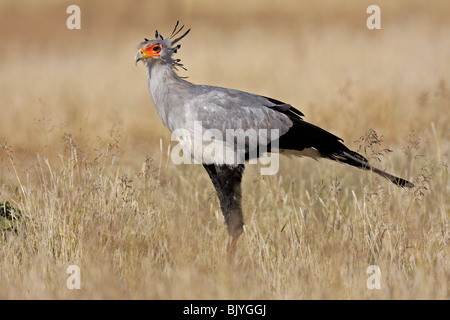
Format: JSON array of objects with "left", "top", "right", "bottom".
[
  {"left": 0, "top": 0, "right": 449, "bottom": 300},
  {"left": 1, "top": 0, "right": 449, "bottom": 168}
]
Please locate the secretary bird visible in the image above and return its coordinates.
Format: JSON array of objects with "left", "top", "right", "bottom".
[{"left": 135, "top": 22, "right": 413, "bottom": 255}]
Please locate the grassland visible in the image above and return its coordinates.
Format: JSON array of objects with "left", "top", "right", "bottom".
[{"left": 0, "top": 0, "right": 448, "bottom": 299}]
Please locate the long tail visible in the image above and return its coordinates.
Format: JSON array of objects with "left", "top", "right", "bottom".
[
  {"left": 329, "top": 147, "right": 414, "bottom": 188},
  {"left": 277, "top": 119, "right": 414, "bottom": 188}
]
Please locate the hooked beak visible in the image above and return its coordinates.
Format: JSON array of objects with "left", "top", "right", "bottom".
[{"left": 135, "top": 49, "right": 149, "bottom": 65}]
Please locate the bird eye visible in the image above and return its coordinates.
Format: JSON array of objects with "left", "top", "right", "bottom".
[{"left": 152, "top": 45, "right": 161, "bottom": 52}]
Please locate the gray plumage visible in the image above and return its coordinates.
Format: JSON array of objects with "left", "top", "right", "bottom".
[
  {"left": 136, "top": 44, "right": 292, "bottom": 158},
  {"left": 136, "top": 22, "right": 414, "bottom": 257}
]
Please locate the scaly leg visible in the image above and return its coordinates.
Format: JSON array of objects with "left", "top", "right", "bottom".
[{"left": 203, "top": 163, "right": 245, "bottom": 259}]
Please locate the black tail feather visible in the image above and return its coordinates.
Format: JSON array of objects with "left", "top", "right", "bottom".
[
  {"left": 278, "top": 119, "right": 414, "bottom": 188},
  {"left": 335, "top": 149, "right": 414, "bottom": 188}
]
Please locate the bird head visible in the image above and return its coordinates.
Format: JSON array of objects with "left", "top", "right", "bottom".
[{"left": 135, "top": 21, "right": 190, "bottom": 70}]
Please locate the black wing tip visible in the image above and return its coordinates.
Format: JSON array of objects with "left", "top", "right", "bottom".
[{"left": 263, "top": 95, "right": 306, "bottom": 119}]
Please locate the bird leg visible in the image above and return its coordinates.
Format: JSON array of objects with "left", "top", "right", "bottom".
[{"left": 203, "top": 163, "right": 245, "bottom": 258}]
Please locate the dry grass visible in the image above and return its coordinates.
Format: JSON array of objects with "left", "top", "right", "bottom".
[{"left": 0, "top": 0, "right": 448, "bottom": 299}]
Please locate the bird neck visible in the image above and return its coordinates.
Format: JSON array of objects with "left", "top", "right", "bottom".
[
  {"left": 145, "top": 60, "right": 188, "bottom": 129},
  {"left": 146, "top": 60, "right": 184, "bottom": 85},
  {"left": 146, "top": 61, "right": 170, "bottom": 100}
]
